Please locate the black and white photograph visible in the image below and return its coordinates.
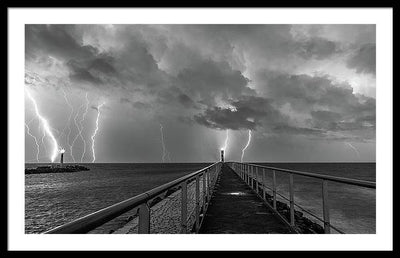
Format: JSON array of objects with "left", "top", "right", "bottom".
[{"left": 7, "top": 7, "right": 393, "bottom": 251}]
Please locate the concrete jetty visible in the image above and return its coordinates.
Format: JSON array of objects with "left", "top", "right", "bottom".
[{"left": 199, "top": 164, "right": 292, "bottom": 233}]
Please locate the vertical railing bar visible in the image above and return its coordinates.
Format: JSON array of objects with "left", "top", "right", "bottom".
[
  {"left": 207, "top": 170, "right": 211, "bottom": 197},
  {"left": 289, "top": 173, "right": 295, "bottom": 227},
  {"left": 272, "top": 169, "right": 277, "bottom": 210},
  {"left": 138, "top": 202, "right": 150, "bottom": 234},
  {"left": 255, "top": 166, "right": 259, "bottom": 194},
  {"left": 262, "top": 168, "right": 266, "bottom": 200},
  {"left": 322, "top": 180, "right": 331, "bottom": 234},
  {"left": 205, "top": 170, "right": 209, "bottom": 204},
  {"left": 195, "top": 174, "right": 200, "bottom": 232},
  {"left": 246, "top": 165, "right": 250, "bottom": 185},
  {"left": 203, "top": 171, "right": 207, "bottom": 208},
  {"left": 245, "top": 164, "right": 247, "bottom": 184},
  {"left": 250, "top": 166, "right": 253, "bottom": 188},
  {"left": 251, "top": 165, "right": 253, "bottom": 188},
  {"left": 247, "top": 165, "right": 250, "bottom": 186},
  {"left": 253, "top": 166, "right": 255, "bottom": 190},
  {"left": 180, "top": 181, "right": 187, "bottom": 233},
  {"left": 248, "top": 165, "right": 250, "bottom": 186},
  {"left": 252, "top": 166, "right": 254, "bottom": 189}
]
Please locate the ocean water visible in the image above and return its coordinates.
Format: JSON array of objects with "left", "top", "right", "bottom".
[
  {"left": 255, "top": 163, "right": 376, "bottom": 234},
  {"left": 25, "top": 162, "right": 375, "bottom": 234}
]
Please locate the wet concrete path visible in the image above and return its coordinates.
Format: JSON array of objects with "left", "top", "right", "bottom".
[{"left": 199, "top": 164, "right": 293, "bottom": 234}]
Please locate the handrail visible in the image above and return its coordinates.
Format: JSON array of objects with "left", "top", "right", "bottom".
[
  {"left": 227, "top": 162, "right": 375, "bottom": 234},
  {"left": 246, "top": 163, "right": 375, "bottom": 189},
  {"left": 45, "top": 162, "right": 222, "bottom": 234}
]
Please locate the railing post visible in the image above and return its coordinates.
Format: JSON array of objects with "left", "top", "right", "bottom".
[
  {"left": 255, "top": 167, "right": 259, "bottom": 194},
  {"left": 247, "top": 165, "right": 250, "bottom": 185},
  {"left": 272, "top": 170, "right": 277, "bottom": 210},
  {"left": 289, "top": 173, "right": 295, "bottom": 227},
  {"left": 138, "top": 202, "right": 150, "bottom": 234},
  {"left": 246, "top": 165, "right": 249, "bottom": 185},
  {"left": 247, "top": 165, "right": 249, "bottom": 185},
  {"left": 180, "top": 181, "right": 187, "bottom": 233},
  {"left": 322, "top": 180, "right": 331, "bottom": 234},
  {"left": 250, "top": 166, "right": 253, "bottom": 188},
  {"left": 245, "top": 165, "right": 247, "bottom": 183},
  {"left": 262, "top": 168, "right": 266, "bottom": 200},
  {"left": 203, "top": 171, "right": 207, "bottom": 207},
  {"left": 252, "top": 166, "right": 255, "bottom": 189},
  {"left": 195, "top": 174, "right": 200, "bottom": 232},
  {"left": 250, "top": 166, "right": 252, "bottom": 188},
  {"left": 207, "top": 170, "right": 211, "bottom": 197}
]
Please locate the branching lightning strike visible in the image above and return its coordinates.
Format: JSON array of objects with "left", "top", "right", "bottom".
[
  {"left": 70, "top": 104, "right": 84, "bottom": 162},
  {"left": 59, "top": 87, "right": 74, "bottom": 160},
  {"left": 40, "top": 124, "right": 48, "bottom": 157},
  {"left": 25, "top": 122, "right": 40, "bottom": 163},
  {"left": 91, "top": 102, "right": 105, "bottom": 163},
  {"left": 79, "top": 92, "right": 90, "bottom": 162},
  {"left": 345, "top": 142, "right": 361, "bottom": 158},
  {"left": 160, "top": 124, "right": 168, "bottom": 162},
  {"left": 26, "top": 91, "right": 59, "bottom": 162},
  {"left": 222, "top": 130, "right": 229, "bottom": 153},
  {"left": 241, "top": 130, "right": 252, "bottom": 162}
]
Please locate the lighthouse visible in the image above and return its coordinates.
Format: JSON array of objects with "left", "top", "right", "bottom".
[
  {"left": 220, "top": 149, "right": 224, "bottom": 162},
  {"left": 60, "top": 149, "right": 65, "bottom": 167}
]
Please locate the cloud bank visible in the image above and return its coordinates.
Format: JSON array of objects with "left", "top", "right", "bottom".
[{"left": 25, "top": 24, "right": 376, "bottom": 162}]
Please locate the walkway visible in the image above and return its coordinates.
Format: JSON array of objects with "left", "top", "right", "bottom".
[{"left": 199, "top": 164, "right": 293, "bottom": 234}]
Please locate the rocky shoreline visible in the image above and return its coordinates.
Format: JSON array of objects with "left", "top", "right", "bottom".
[{"left": 25, "top": 165, "right": 90, "bottom": 174}]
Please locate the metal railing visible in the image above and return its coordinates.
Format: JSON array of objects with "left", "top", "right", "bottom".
[
  {"left": 227, "top": 162, "right": 376, "bottom": 234},
  {"left": 45, "top": 162, "right": 222, "bottom": 234}
]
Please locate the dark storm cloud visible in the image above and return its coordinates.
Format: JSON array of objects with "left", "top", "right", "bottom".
[
  {"left": 178, "top": 94, "right": 197, "bottom": 108},
  {"left": 26, "top": 24, "right": 167, "bottom": 92},
  {"left": 258, "top": 70, "right": 365, "bottom": 111},
  {"left": 254, "top": 70, "right": 375, "bottom": 138},
  {"left": 66, "top": 60, "right": 103, "bottom": 85},
  {"left": 120, "top": 97, "right": 152, "bottom": 110},
  {"left": 176, "top": 59, "right": 254, "bottom": 105},
  {"left": 193, "top": 96, "right": 285, "bottom": 131},
  {"left": 296, "top": 37, "right": 341, "bottom": 60},
  {"left": 273, "top": 125, "right": 326, "bottom": 136},
  {"left": 25, "top": 24, "right": 376, "bottom": 163},
  {"left": 25, "top": 25, "right": 98, "bottom": 61},
  {"left": 88, "top": 56, "right": 118, "bottom": 76},
  {"left": 346, "top": 43, "right": 376, "bottom": 75}
]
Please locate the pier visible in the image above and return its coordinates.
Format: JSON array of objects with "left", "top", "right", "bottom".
[
  {"left": 44, "top": 161, "right": 375, "bottom": 234},
  {"left": 199, "top": 164, "right": 292, "bottom": 233}
]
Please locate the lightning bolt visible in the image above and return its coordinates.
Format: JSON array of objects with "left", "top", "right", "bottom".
[
  {"left": 241, "top": 130, "right": 252, "bottom": 162},
  {"left": 26, "top": 90, "right": 59, "bottom": 162},
  {"left": 59, "top": 87, "right": 74, "bottom": 161},
  {"left": 345, "top": 142, "right": 361, "bottom": 158},
  {"left": 25, "top": 122, "right": 40, "bottom": 163},
  {"left": 159, "top": 124, "right": 168, "bottom": 162},
  {"left": 166, "top": 151, "right": 172, "bottom": 162},
  {"left": 70, "top": 104, "right": 84, "bottom": 162},
  {"left": 79, "top": 92, "right": 90, "bottom": 162},
  {"left": 40, "top": 124, "right": 48, "bottom": 157},
  {"left": 221, "top": 130, "right": 229, "bottom": 153},
  {"left": 91, "top": 102, "right": 105, "bottom": 163}
]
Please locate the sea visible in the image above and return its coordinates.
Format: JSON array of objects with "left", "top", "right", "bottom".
[{"left": 25, "top": 162, "right": 375, "bottom": 234}]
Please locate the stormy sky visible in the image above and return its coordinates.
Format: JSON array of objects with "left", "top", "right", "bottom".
[{"left": 24, "top": 24, "right": 376, "bottom": 163}]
